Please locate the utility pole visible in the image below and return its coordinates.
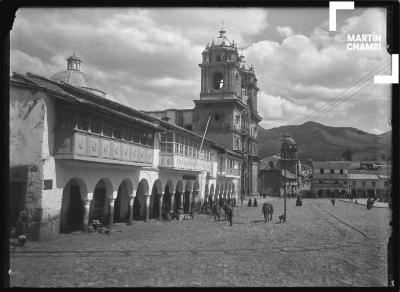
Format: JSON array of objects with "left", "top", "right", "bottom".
[{"left": 281, "top": 134, "right": 287, "bottom": 220}]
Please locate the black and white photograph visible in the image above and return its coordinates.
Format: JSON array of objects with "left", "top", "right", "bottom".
[{"left": 4, "top": 1, "right": 399, "bottom": 287}]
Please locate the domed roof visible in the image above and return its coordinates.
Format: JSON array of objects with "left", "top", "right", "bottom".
[{"left": 49, "top": 53, "right": 106, "bottom": 97}]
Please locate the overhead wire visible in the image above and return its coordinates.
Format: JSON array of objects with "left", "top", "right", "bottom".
[{"left": 289, "top": 58, "right": 391, "bottom": 125}]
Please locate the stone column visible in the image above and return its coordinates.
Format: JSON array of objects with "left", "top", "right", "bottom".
[
  {"left": 145, "top": 195, "right": 150, "bottom": 222},
  {"left": 159, "top": 192, "right": 164, "bottom": 219},
  {"left": 170, "top": 193, "right": 175, "bottom": 212},
  {"left": 82, "top": 198, "right": 92, "bottom": 232},
  {"left": 108, "top": 198, "right": 115, "bottom": 227},
  {"left": 188, "top": 191, "right": 193, "bottom": 213},
  {"left": 180, "top": 192, "right": 184, "bottom": 211},
  {"left": 127, "top": 195, "right": 135, "bottom": 225}
]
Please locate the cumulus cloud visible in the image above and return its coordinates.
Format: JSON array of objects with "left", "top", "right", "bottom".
[
  {"left": 276, "top": 26, "right": 293, "bottom": 37},
  {"left": 10, "top": 7, "right": 391, "bottom": 134}
]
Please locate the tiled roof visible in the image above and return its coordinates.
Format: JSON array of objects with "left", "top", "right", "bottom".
[
  {"left": 11, "top": 72, "right": 160, "bottom": 130},
  {"left": 312, "top": 161, "right": 350, "bottom": 169}
]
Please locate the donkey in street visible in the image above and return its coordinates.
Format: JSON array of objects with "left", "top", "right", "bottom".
[{"left": 262, "top": 202, "right": 274, "bottom": 222}]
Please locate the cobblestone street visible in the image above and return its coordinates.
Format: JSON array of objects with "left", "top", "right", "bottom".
[{"left": 10, "top": 197, "right": 391, "bottom": 287}]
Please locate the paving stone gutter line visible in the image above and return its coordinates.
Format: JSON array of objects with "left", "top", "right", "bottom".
[{"left": 338, "top": 199, "right": 389, "bottom": 208}]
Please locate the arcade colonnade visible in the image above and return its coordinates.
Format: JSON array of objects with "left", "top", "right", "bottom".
[{"left": 58, "top": 162, "right": 239, "bottom": 233}]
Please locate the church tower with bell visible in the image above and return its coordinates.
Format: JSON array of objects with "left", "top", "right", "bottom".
[{"left": 193, "top": 25, "right": 262, "bottom": 197}]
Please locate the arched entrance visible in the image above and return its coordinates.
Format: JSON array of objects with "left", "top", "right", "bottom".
[
  {"left": 114, "top": 179, "right": 133, "bottom": 223},
  {"left": 184, "top": 181, "right": 192, "bottom": 213},
  {"left": 90, "top": 178, "right": 113, "bottom": 224},
  {"left": 151, "top": 179, "right": 162, "bottom": 219},
  {"left": 163, "top": 180, "right": 174, "bottom": 217},
  {"left": 60, "top": 178, "right": 87, "bottom": 233},
  {"left": 175, "top": 181, "right": 183, "bottom": 213},
  {"left": 135, "top": 179, "right": 150, "bottom": 220}
]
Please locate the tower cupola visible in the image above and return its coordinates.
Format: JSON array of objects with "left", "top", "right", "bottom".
[{"left": 67, "top": 53, "right": 81, "bottom": 71}]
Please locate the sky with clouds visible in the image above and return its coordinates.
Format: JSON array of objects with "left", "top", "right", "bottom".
[{"left": 10, "top": 7, "right": 392, "bottom": 134}]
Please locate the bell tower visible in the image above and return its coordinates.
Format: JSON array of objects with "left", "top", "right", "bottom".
[
  {"left": 193, "top": 26, "right": 262, "bottom": 197},
  {"left": 199, "top": 27, "right": 242, "bottom": 100}
]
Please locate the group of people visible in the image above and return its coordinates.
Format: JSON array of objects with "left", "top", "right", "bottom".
[
  {"left": 247, "top": 198, "right": 258, "bottom": 207},
  {"left": 211, "top": 200, "right": 234, "bottom": 226}
]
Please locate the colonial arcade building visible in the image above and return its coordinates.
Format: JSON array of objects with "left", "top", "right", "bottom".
[{"left": 9, "top": 28, "right": 257, "bottom": 241}]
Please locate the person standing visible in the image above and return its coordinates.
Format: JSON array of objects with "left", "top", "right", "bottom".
[
  {"left": 248, "top": 198, "right": 252, "bottom": 207},
  {"left": 331, "top": 197, "right": 335, "bottom": 206},
  {"left": 227, "top": 203, "right": 233, "bottom": 226}
]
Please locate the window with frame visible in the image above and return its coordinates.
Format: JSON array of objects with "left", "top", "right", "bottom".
[
  {"left": 330, "top": 169, "right": 334, "bottom": 174},
  {"left": 147, "top": 133, "right": 154, "bottom": 146},
  {"left": 113, "top": 123, "right": 122, "bottom": 139},
  {"left": 372, "top": 181, "right": 376, "bottom": 186},
  {"left": 57, "top": 108, "right": 74, "bottom": 128},
  {"left": 131, "top": 128, "right": 140, "bottom": 143},
  {"left": 122, "top": 126, "right": 130, "bottom": 141},
  {"left": 90, "top": 116, "right": 102, "bottom": 134},
  {"left": 335, "top": 181, "right": 339, "bottom": 184},
  {"left": 141, "top": 131, "right": 147, "bottom": 145},
  {"left": 384, "top": 181, "right": 389, "bottom": 187},
  {"left": 340, "top": 169, "right": 344, "bottom": 174},
  {"left": 352, "top": 181, "right": 356, "bottom": 186},
  {"left": 320, "top": 169, "right": 324, "bottom": 174},
  {"left": 362, "top": 181, "right": 366, "bottom": 186},
  {"left": 103, "top": 120, "right": 112, "bottom": 137},
  {"left": 77, "top": 112, "right": 89, "bottom": 131}
]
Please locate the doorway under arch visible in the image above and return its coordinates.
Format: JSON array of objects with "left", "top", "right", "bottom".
[
  {"left": 114, "top": 179, "right": 133, "bottom": 223},
  {"left": 60, "top": 178, "right": 86, "bottom": 233}
]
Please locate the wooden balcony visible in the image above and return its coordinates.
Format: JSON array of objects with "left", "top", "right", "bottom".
[
  {"left": 54, "top": 131, "right": 154, "bottom": 166},
  {"left": 159, "top": 153, "right": 211, "bottom": 172},
  {"left": 217, "top": 168, "right": 240, "bottom": 177}
]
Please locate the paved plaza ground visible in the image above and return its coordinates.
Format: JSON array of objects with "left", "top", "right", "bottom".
[{"left": 9, "top": 197, "right": 391, "bottom": 287}]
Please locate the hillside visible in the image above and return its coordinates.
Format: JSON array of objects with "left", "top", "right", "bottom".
[{"left": 257, "top": 121, "right": 391, "bottom": 162}]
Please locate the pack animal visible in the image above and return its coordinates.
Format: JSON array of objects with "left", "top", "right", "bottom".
[
  {"left": 279, "top": 214, "right": 286, "bottom": 223},
  {"left": 262, "top": 202, "right": 274, "bottom": 222}
]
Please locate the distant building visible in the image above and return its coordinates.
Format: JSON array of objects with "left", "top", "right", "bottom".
[
  {"left": 311, "top": 161, "right": 391, "bottom": 201},
  {"left": 259, "top": 134, "right": 303, "bottom": 197}
]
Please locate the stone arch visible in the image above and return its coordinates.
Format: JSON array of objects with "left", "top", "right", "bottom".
[
  {"left": 150, "top": 179, "right": 163, "bottom": 219},
  {"left": 114, "top": 178, "right": 133, "bottom": 223},
  {"left": 60, "top": 177, "right": 88, "bottom": 233},
  {"left": 174, "top": 180, "right": 184, "bottom": 213},
  {"left": 183, "top": 181, "right": 193, "bottom": 213},
  {"left": 134, "top": 178, "right": 150, "bottom": 220},
  {"left": 90, "top": 178, "right": 114, "bottom": 224},
  {"left": 192, "top": 180, "right": 201, "bottom": 212},
  {"left": 163, "top": 179, "right": 174, "bottom": 215}
]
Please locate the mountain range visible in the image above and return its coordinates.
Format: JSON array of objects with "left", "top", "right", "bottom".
[{"left": 257, "top": 121, "right": 391, "bottom": 162}]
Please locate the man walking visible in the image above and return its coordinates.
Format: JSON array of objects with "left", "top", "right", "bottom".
[{"left": 226, "top": 203, "right": 233, "bottom": 226}]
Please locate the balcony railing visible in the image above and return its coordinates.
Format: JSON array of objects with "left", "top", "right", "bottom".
[
  {"left": 159, "top": 153, "right": 211, "bottom": 172},
  {"left": 55, "top": 130, "right": 154, "bottom": 166},
  {"left": 217, "top": 168, "right": 240, "bottom": 177}
]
